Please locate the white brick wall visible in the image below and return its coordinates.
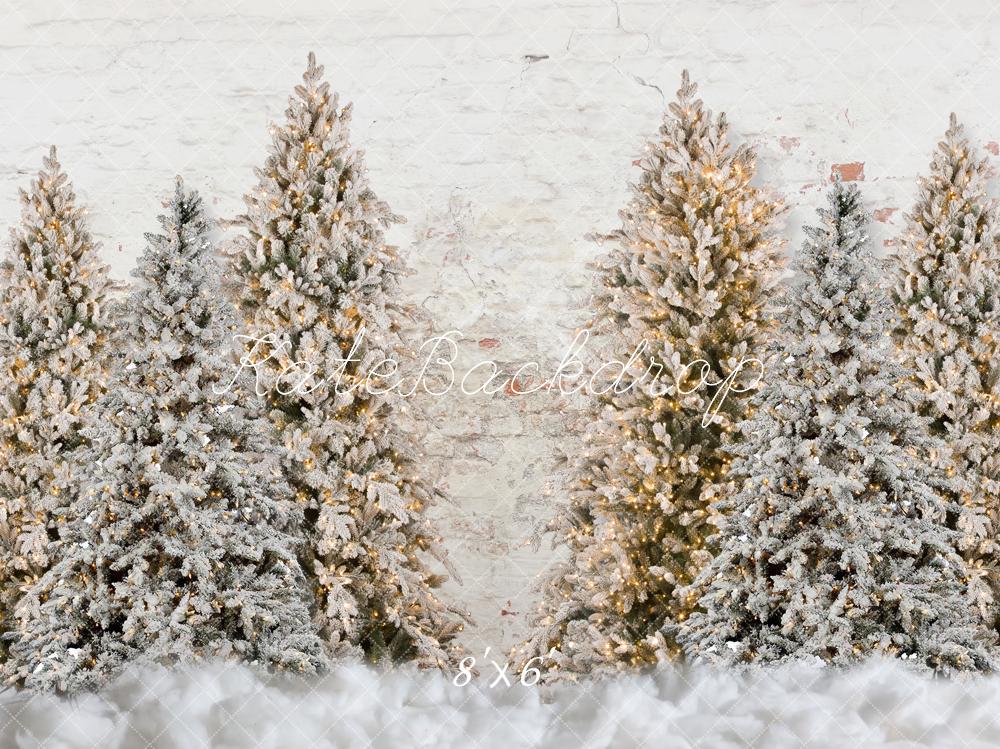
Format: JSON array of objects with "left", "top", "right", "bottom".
[{"left": 3, "top": 0, "right": 1000, "bottom": 653}]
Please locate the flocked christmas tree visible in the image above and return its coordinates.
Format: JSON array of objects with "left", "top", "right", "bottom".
[
  {"left": 0, "top": 147, "right": 114, "bottom": 656},
  {"left": 678, "top": 181, "right": 995, "bottom": 674},
  {"left": 891, "top": 114, "right": 1000, "bottom": 627},
  {"left": 228, "top": 53, "right": 466, "bottom": 666},
  {"left": 517, "top": 72, "right": 782, "bottom": 678},
  {"left": 4, "top": 179, "right": 327, "bottom": 694}
]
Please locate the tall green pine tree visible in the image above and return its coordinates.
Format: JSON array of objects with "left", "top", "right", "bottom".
[
  {"left": 518, "top": 72, "right": 782, "bottom": 678},
  {"left": 891, "top": 115, "right": 1000, "bottom": 627},
  {"left": 229, "top": 54, "right": 466, "bottom": 666},
  {"left": 0, "top": 148, "right": 114, "bottom": 655}
]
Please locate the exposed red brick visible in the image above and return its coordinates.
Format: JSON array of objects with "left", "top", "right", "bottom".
[
  {"left": 778, "top": 136, "right": 800, "bottom": 153},
  {"left": 830, "top": 162, "right": 865, "bottom": 182},
  {"left": 424, "top": 227, "right": 460, "bottom": 240},
  {"left": 505, "top": 375, "right": 531, "bottom": 396},
  {"left": 478, "top": 337, "right": 501, "bottom": 350},
  {"left": 631, "top": 158, "right": 642, "bottom": 166},
  {"left": 873, "top": 207, "right": 898, "bottom": 223},
  {"left": 987, "top": 141, "right": 999, "bottom": 156}
]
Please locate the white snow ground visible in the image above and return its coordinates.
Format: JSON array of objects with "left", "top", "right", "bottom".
[{"left": 0, "top": 658, "right": 997, "bottom": 748}]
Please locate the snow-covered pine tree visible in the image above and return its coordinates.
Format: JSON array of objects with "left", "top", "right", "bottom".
[
  {"left": 678, "top": 180, "right": 995, "bottom": 674},
  {"left": 4, "top": 179, "right": 327, "bottom": 694},
  {"left": 0, "top": 147, "right": 114, "bottom": 657},
  {"left": 227, "top": 53, "right": 466, "bottom": 666},
  {"left": 516, "top": 72, "right": 782, "bottom": 678},
  {"left": 891, "top": 114, "right": 1000, "bottom": 626}
]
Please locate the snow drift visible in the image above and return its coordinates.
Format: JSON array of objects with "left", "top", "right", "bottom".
[{"left": 0, "top": 658, "right": 996, "bottom": 748}]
